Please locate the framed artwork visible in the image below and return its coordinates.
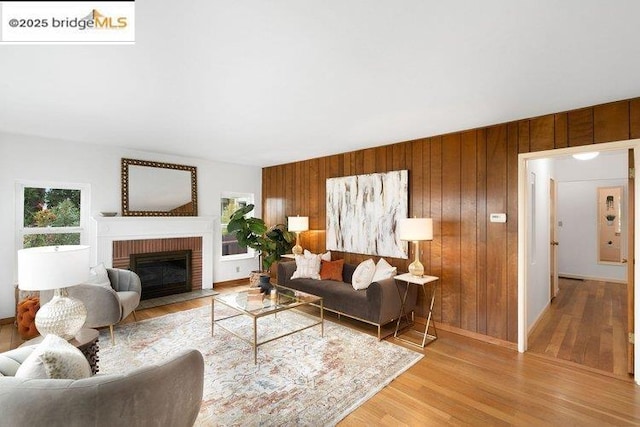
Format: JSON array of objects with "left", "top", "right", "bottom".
[{"left": 326, "top": 170, "right": 408, "bottom": 258}]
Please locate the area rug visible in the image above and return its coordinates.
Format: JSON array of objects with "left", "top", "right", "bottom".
[{"left": 98, "top": 305, "right": 423, "bottom": 426}]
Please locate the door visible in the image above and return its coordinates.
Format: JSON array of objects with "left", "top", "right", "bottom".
[
  {"left": 628, "top": 149, "right": 635, "bottom": 374},
  {"left": 549, "top": 178, "right": 559, "bottom": 300}
]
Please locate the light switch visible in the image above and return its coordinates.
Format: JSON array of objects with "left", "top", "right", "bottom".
[{"left": 490, "top": 213, "right": 507, "bottom": 223}]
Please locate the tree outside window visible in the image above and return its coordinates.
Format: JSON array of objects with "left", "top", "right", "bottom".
[{"left": 22, "top": 187, "right": 82, "bottom": 248}]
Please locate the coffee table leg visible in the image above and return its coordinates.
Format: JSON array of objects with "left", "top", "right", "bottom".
[{"left": 320, "top": 300, "right": 324, "bottom": 337}]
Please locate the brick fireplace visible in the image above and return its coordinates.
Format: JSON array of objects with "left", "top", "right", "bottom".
[
  {"left": 113, "top": 237, "right": 202, "bottom": 299},
  {"left": 93, "top": 216, "right": 214, "bottom": 292}
]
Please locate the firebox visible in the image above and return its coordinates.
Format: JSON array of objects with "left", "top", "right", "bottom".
[{"left": 131, "top": 250, "right": 192, "bottom": 300}]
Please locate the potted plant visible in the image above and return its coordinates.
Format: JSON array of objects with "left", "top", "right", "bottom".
[{"left": 226, "top": 204, "right": 296, "bottom": 287}]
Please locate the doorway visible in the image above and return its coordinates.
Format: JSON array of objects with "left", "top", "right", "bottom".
[{"left": 517, "top": 140, "right": 640, "bottom": 382}]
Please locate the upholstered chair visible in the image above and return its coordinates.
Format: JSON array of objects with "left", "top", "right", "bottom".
[
  {"left": 40, "top": 268, "right": 142, "bottom": 344},
  {"left": 0, "top": 348, "right": 204, "bottom": 427}
]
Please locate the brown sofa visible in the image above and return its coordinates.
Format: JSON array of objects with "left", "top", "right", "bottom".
[{"left": 277, "top": 260, "right": 417, "bottom": 339}]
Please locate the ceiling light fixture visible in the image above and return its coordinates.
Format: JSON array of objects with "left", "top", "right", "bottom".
[{"left": 572, "top": 152, "right": 599, "bottom": 160}]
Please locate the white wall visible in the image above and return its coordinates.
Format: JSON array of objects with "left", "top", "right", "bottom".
[
  {"left": 526, "top": 158, "right": 552, "bottom": 329},
  {"left": 0, "top": 132, "right": 263, "bottom": 319},
  {"left": 554, "top": 152, "right": 627, "bottom": 282}
]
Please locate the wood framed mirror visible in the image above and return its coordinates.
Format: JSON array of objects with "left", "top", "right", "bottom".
[{"left": 121, "top": 158, "right": 198, "bottom": 216}]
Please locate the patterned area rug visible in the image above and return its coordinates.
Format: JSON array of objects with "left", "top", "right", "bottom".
[{"left": 98, "top": 305, "right": 423, "bottom": 426}]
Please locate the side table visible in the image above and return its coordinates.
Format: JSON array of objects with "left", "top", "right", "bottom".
[
  {"left": 394, "top": 273, "right": 439, "bottom": 348},
  {"left": 20, "top": 328, "right": 100, "bottom": 375}
]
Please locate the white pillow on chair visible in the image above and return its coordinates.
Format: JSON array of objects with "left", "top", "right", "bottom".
[{"left": 15, "top": 334, "right": 91, "bottom": 380}]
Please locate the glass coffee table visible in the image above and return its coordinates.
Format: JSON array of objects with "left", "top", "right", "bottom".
[{"left": 211, "top": 284, "right": 323, "bottom": 364}]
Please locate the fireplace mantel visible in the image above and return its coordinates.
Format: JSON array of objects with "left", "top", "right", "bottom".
[{"left": 93, "top": 216, "right": 215, "bottom": 289}]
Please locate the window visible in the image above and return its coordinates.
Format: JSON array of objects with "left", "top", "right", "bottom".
[
  {"left": 221, "top": 193, "right": 254, "bottom": 258},
  {"left": 17, "top": 181, "right": 90, "bottom": 249}
]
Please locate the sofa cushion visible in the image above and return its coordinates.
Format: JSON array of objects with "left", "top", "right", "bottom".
[
  {"left": 352, "top": 259, "right": 376, "bottom": 290},
  {"left": 372, "top": 258, "right": 397, "bottom": 282},
  {"left": 291, "top": 253, "right": 321, "bottom": 280},
  {"left": 320, "top": 259, "right": 344, "bottom": 281},
  {"left": 15, "top": 334, "right": 91, "bottom": 380}
]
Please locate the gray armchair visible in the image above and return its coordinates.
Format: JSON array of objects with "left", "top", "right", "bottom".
[
  {"left": 0, "top": 347, "right": 204, "bottom": 427},
  {"left": 41, "top": 268, "right": 142, "bottom": 344}
]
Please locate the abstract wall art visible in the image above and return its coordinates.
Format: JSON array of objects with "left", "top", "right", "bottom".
[{"left": 326, "top": 170, "right": 408, "bottom": 258}]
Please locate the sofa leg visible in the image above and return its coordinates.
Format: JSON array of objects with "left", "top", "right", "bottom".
[
  {"left": 132, "top": 310, "right": 138, "bottom": 322},
  {"left": 110, "top": 325, "right": 115, "bottom": 345},
  {"left": 377, "top": 325, "right": 381, "bottom": 341}
]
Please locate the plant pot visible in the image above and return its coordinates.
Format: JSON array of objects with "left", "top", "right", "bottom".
[
  {"left": 258, "top": 275, "right": 273, "bottom": 294},
  {"left": 249, "top": 271, "right": 270, "bottom": 287}
]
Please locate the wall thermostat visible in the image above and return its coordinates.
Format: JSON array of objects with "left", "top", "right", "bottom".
[{"left": 490, "top": 213, "right": 507, "bottom": 223}]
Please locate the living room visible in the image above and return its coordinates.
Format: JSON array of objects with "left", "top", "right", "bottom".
[{"left": 2, "top": 1, "right": 640, "bottom": 425}]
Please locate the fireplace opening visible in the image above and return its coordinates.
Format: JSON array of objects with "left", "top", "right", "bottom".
[{"left": 131, "top": 250, "right": 192, "bottom": 300}]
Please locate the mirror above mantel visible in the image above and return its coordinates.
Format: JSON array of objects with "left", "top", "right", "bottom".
[{"left": 121, "top": 158, "right": 198, "bottom": 216}]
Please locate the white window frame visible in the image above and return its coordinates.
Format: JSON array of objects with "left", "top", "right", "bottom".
[
  {"left": 220, "top": 192, "right": 256, "bottom": 261},
  {"left": 15, "top": 180, "right": 91, "bottom": 250}
]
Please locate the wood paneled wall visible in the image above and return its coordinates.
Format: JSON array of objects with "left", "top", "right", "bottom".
[{"left": 263, "top": 97, "right": 640, "bottom": 344}]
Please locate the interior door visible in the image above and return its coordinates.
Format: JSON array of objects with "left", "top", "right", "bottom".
[
  {"left": 550, "top": 178, "right": 559, "bottom": 300},
  {"left": 628, "top": 149, "right": 635, "bottom": 374}
]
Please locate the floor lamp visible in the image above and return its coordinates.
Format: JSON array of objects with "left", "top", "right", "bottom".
[
  {"left": 398, "top": 218, "right": 433, "bottom": 277},
  {"left": 288, "top": 216, "right": 309, "bottom": 256},
  {"left": 18, "top": 245, "right": 91, "bottom": 340}
]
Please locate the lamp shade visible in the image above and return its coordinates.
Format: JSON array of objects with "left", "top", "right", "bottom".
[
  {"left": 288, "top": 216, "right": 309, "bottom": 232},
  {"left": 18, "top": 245, "right": 91, "bottom": 291},
  {"left": 397, "top": 218, "right": 433, "bottom": 241}
]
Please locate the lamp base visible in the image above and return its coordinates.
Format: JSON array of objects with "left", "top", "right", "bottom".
[
  {"left": 35, "top": 288, "right": 87, "bottom": 340},
  {"left": 292, "top": 242, "right": 303, "bottom": 256},
  {"left": 408, "top": 260, "right": 424, "bottom": 277},
  {"left": 408, "top": 241, "right": 424, "bottom": 277}
]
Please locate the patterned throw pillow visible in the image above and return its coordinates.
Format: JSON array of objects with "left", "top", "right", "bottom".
[
  {"left": 303, "top": 249, "right": 331, "bottom": 262},
  {"left": 351, "top": 259, "right": 376, "bottom": 290},
  {"left": 291, "top": 252, "right": 321, "bottom": 280},
  {"left": 371, "top": 258, "right": 397, "bottom": 282},
  {"left": 320, "top": 259, "right": 344, "bottom": 281},
  {"left": 15, "top": 334, "right": 91, "bottom": 380}
]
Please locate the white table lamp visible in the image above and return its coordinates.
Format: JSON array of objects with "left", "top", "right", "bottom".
[
  {"left": 288, "top": 216, "right": 309, "bottom": 256},
  {"left": 398, "top": 218, "right": 433, "bottom": 277},
  {"left": 18, "top": 245, "right": 90, "bottom": 340}
]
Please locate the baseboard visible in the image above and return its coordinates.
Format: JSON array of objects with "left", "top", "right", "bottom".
[
  {"left": 213, "top": 278, "right": 250, "bottom": 289},
  {"left": 527, "top": 300, "right": 551, "bottom": 334},
  {"left": 558, "top": 273, "right": 626, "bottom": 284},
  {"left": 412, "top": 315, "right": 518, "bottom": 350},
  {"left": 0, "top": 317, "right": 15, "bottom": 326}
]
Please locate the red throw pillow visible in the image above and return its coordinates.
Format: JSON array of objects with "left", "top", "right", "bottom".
[{"left": 320, "top": 259, "right": 344, "bottom": 281}]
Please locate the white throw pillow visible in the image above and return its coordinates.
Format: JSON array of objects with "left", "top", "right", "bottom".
[
  {"left": 291, "top": 253, "right": 321, "bottom": 280},
  {"left": 352, "top": 259, "right": 376, "bottom": 290},
  {"left": 303, "top": 249, "right": 331, "bottom": 262},
  {"left": 15, "top": 334, "right": 91, "bottom": 380},
  {"left": 86, "top": 263, "right": 112, "bottom": 289},
  {"left": 371, "top": 258, "right": 397, "bottom": 283}
]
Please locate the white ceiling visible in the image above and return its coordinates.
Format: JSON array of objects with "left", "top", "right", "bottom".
[{"left": 2, "top": 0, "right": 640, "bottom": 167}]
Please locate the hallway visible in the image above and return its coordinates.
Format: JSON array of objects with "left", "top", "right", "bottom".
[{"left": 528, "top": 277, "right": 630, "bottom": 378}]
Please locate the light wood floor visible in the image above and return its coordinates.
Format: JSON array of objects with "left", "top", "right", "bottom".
[
  {"left": 528, "top": 278, "right": 629, "bottom": 377},
  {"left": 2, "top": 288, "right": 640, "bottom": 425}
]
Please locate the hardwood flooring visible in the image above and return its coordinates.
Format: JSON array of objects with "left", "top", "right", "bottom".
[
  {"left": 2, "top": 287, "right": 640, "bottom": 425},
  {"left": 528, "top": 278, "right": 629, "bottom": 377}
]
